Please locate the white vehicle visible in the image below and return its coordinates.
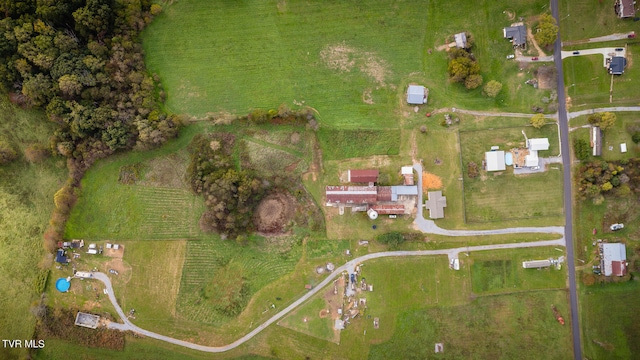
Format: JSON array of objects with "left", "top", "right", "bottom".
[
  {"left": 389, "top": 215, "right": 397, "bottom": 219},
  {"left": 610, "top": 223, "right": 624, "bottom": 231},
  {"left": 506, "top": 54, "right": 515, "bottom": 59}
]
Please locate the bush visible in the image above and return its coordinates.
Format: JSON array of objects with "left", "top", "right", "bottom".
[
  {"left": 483, "top": 80, "right": 503, "bottom": 98},
  {"left": 376, "top": 232, "right": 405, "bottom": 249},
  {"left": 0, "top": 140, "right": 18, "bottom": 164},
  {"left": 419, "top": 125, "right": 427, "bottom": 133},
  {"left": 530, "top": 114, "right": 546, "bottom": 129},
  {"left": 632, "top": 132, "right": 640, "bottom": 144},
  {"left": 25, "top": 143, "right": 51, "bottom": 163}
]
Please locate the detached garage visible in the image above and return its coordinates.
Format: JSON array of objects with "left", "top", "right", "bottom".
[
  {"left": 407, "top": 85, "right": 428, "bottom": 105},
  {"left": 485, "top": 151, "right": 506, "bottom": 172}
]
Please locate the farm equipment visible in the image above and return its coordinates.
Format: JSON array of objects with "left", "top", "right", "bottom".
[{"left": 551, "top": 305, "right": 565, "bottom": 325}]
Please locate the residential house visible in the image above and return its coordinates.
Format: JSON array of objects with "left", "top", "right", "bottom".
[
  {"left": 615, "top": 0, "right": 636, "bottom": 18},
  {"left": 503, "top": 24, "right": 527, "bottom": 49}
]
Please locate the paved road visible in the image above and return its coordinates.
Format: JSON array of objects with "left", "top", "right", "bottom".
[
  {"left": 413, "top": 163, "right": 565, "bottom": 237},
  {"left": 562, "top": 32, "right": 635, "bottom": 46},
  {"left": 552, "top": 1, "right": 582, "bottom": 359},
  {"left": 90, "top": 236, "right": 566, "bottom": 352}
]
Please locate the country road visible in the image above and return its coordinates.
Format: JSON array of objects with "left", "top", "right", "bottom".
[{"left": 92, "top": 237, "right": 565, "bottom": 353}]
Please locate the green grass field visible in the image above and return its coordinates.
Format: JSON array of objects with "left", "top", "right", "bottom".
[
  {"left": 581, "top": 281, "right": 640, "bottom": 360},
  {"left": 470, "top": 247, "right": 567, "bottom": 294},
  {"left": 559, "top": 0, "right": 639, "bottom": 41},
  {"left": 317, "top": 129, "right": 401, "bottom": 160},
  {"left": 0, "top": 96, "right": 68, "bottom": 359},
  {"left": 143, "top": 0, "right": 550, "bottom": 129},
  {"left": 459, "top": 125, "right": 564, "bottom": 223},
  {"left": 564, "top": 49, "right": 640, "bottom": 110}
]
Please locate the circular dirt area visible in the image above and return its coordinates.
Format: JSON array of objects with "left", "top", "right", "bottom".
[
  {"left": 319, "top": 309, "right": 329, "bottom": 318},
  {"left": 254, "top": 193, "right": 296, "bottom": 234}
]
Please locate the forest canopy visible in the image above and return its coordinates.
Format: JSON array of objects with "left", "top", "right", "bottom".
[{"left": 0, "top": 0, "right": 180, "bottom": 169}]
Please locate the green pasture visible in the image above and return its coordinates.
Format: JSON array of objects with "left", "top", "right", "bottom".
[
  {"left": 143, "top": 0, "right": 550, "bottom": 129},
  {"left": 0, "top": 96, "right": 68, "bottom": 359},
  {"left": 571, "top": 114, "right": 640, "bottom": 162},
  {"left": 278, "top": 296, "right": 338, "bottom": 344},
  {"left": 581, "top": 281, "right": 640, "bottom": 360},
  {"left": 564, "top": 49, "right": 640, "bottom": 111},
  {"left": 370, "top": 290, "right": 573, "bottom": 359},
  {"left": 318, "top": 129, "right": 401, "bottom": 160},
  {"left": 470, "top": 247, "right": 567, "bottom": 294},
  {"left": 559, "top": 0, "right": 639, "bottom": 41},
  {"left": 459, "top": 125, "right": 563, "bottom": 223}
]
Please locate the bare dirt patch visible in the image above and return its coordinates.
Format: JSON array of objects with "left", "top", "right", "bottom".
[
  {"left": 526, "top": 26, "right": 547, "bottom": 57},
  {"left": 362, "top": 88, "right": 374, "bottom": 104},
  {"left": 320, "top": 43, "right": 356, "bottom": 72},
  {"left": 319, "top": 309, "right": 329, "bottom": 318},
  {"left": 536, "top": 66, "right": 557, "bottom": 90},
  {"left": 504, "top": 9, "right": 515, "bottom": 21},
  {"left": 254, "top": 193, "right": 296, "bottom": 234},
  {"left": 320, "top": 43, "right": 389, "bottom": 85},
  {"left": 422, "top": 172, "right": 443, "bottom": 191},
  {"left": 104, "top": 244, "right": 124, "bottom": 259}
]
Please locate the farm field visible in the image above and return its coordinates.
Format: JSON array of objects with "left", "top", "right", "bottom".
[
  {"left": 0, "top": 96, "right": 68, "bottom": 359},
  {"left": 143, "top": 0, "right": 551, "bottom": 130},
  {"left": 459, "top": 125, "right": 564, "bottom": 223},
  {"left": 563, "top": 49, "right": 640, "bottom": 111}
]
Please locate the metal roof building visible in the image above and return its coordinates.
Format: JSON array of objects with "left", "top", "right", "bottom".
[
  {"left": 454, "top": 32, "right": 467, "bottom": 48},
  {"left": 601, "top": 243, "right": 627, "bottom": 277},
  {"left": 591, "top": 126, "right": 602, "bottom": 156},
  {"left": 425, "top": 191, "right": 447, "bottom": 219},
  {"left": 485, "top": 151, "right": 506, "bottom": 171},
  {"left": 347, "top": 169, "right": 379, "bottom": 183},
  {"left": 407, "top": 85, "right": 428, "bottom": 105},
  {"left": 522, "top": 260, "right": 552, "bottom": 269},
  {"left": 326, "top": 186, "right": 377, "bottom": 204}
]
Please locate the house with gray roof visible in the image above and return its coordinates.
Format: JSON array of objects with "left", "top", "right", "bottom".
[
  {"left": 503, "top": 24, "right": 526, "bottom": 49},
  {"left": 425, "top": 191, "right": 447, "bottom": 219}
]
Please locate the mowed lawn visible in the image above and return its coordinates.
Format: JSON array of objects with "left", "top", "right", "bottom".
[
  {"left": 459, "top": 125, "right": 563, "bottom": 223},
  {"left": 470, "top": 247, "right": 567, "bottom": 295},
  {"left": 564, "top": 49, "right": 640, "bottom": 111},
  {"left": 559, "top": 0, "right": 639, "bottom": 41},
  {"left": 143, "top": 0, "right": 550, "bottom": 130}
]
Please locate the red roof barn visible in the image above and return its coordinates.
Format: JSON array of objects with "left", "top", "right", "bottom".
[{"left": 347, "top": 169, "right": 379, "bottom": 183}]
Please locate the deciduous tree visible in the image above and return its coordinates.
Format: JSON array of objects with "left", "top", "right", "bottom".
[
  {"left": 534, "top": 13, "right": 558, "bottom": 48},
  {"left": 530, "top": 113, "right": 546, "bottom": 128},
  {"left": 483, "top": 80, "right": 503, "bottom": 97}
]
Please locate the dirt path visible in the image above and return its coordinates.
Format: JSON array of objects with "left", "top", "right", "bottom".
[{"left": 527, "top": 27, "right": 547, "bottom": 57}]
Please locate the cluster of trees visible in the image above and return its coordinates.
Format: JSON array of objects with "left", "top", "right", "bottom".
[
  {"left": 530, "top": 113, "right": 547, "bottom": 128},
  {"left": 247, "top": 104, "right": 316, "bottom": 127},
  {"left": 588, "top": 112, "right": 617, "bottom": 130},
  {"left": 534, "top": 13, "right": 559, "bottom": 48},
  {"left": 577, "top": 159, "right": 633, "bottom": 200},
  {"left": 447, "top": 48, "right": 482, "bottom": 90},
  {"left": 187, "top": 133, "right": 267, "bottom": 239},
  {"left": 573, "top": 138, "right": 591, "bottom": 161},
  {"left": 0, "top": 1, "right": 180, "bottom": 168}
]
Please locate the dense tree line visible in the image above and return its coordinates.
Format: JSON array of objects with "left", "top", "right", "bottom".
[
  {"left": 447, "top": 47, "right": 482, "bottom": 90},
  {"left": 187, "top": 133, "right": 267, "bottom": 239},
  {"left": 0, "top": 0, "right": 180, "bottom": 169}
]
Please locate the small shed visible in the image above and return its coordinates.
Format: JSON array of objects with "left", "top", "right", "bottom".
[
  {"left": 621, "top": 143, "right": 627, "bottom": 153},
  {"left": 454, "top": 32, "right": 467, "bottom": 48},
  {"left": 347, "top": 169, "right": 379, "bottom": 184},
  {"left": 407, "top": 85, "right": 428, "bottom": 105},
  {"left": 485, "top": 151, "right": 506, "bottom": 171},
  {"left": 55, "top": 249, "right": 67, "bottom": 264},
  {"left": 522, "top": 260, "right": 552, "bottom": 269},
  {"left": 401, "top": 166, "right": 414, "bottom": 185}
]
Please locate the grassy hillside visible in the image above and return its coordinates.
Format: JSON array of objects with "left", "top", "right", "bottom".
[
  {"left": 143, "top": 0, "right": 549, "bottom": 128},
  {"left": 0, "top": 96, "right": 67, "bottom": 358}
]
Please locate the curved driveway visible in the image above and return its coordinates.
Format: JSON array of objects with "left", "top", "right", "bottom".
[{"left": 92, "top": 236, "right": 565, "bottom": 353}]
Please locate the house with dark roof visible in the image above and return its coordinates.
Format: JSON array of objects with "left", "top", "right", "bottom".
[
  {"left": 609, "top": 56, "right": 627, "bottom": 75},
  {"left": 55, "top": 249, "right": 68, "bottom": 264},
  {"left": 503, "top": 24, "right": 526, "bottom": 49},
  {"left": 600, "top": 243, "right": 627, "bottom": 276},
  {"left": 615, "top": 0, "right": 636, "bottom": 18}
]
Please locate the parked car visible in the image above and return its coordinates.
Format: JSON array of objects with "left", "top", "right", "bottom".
[
  {"left": 615, "top": 48, "right": 624, "bottom": 51},
  {"left": 610, "top": 223, "right": 624, "bottom": 231},
  {"left": 572, "top": 51, "right": 580, "bottom": 55},
  {"left": 628, "top": 33, "right": 636, "bottom": 39},
  {"left": 531, "top": 57, "right": 539, "bottom": 61},
  {"left": 109, "top": 269, "right": 119, "bottom": 275},
  {"left": 389, "top": 215, "right": 397, "bottom": 219},
  {"left": 506, "top": 54, "right": 515, "bottom": 59}
]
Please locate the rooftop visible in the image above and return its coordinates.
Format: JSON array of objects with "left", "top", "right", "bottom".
[
  {"left": 407, "top": 85, "right": 427, "bottom": 105},
  {"left": 503, "top": 25, "right": 526, "bottom": 48},
  {"left": 601, "top": 243, "right": 627, "bottom": 276},
  {"left": 347, "top": 169, "right": 379, "bottom": 183},
  {"left": 609, "top": 56, "right": 626, "bottom": 75},
  {"left": 425, "top": 191, "right": 447, "bottom": 219},
  {"left": 485, "top": 150, "right": 506, "bottom": 171}
]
